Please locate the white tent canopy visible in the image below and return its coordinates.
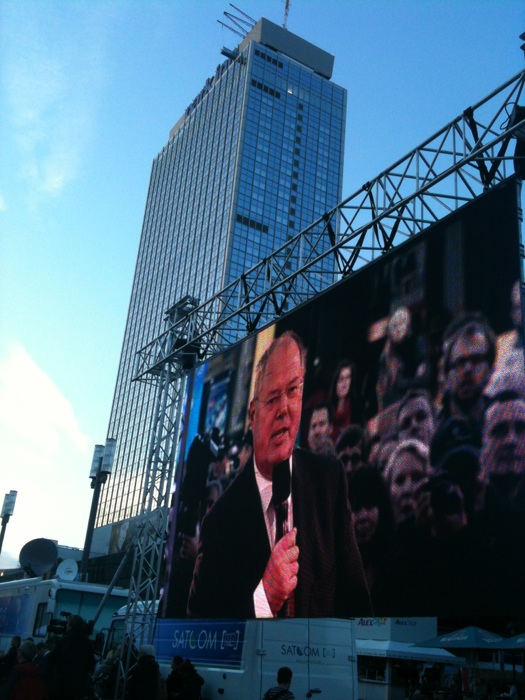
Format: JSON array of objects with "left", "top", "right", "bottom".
[{"left": 356, "top": 639, "right": 464, "bottom": 664}]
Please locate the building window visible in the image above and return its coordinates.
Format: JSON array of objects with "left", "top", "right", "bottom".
[{"left": 358, "top": 657, "right": 386, "bottom": 683}]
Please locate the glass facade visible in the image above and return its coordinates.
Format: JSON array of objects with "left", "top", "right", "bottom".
[{"left": 96, "top": 21, "right": 347, "bottom": 529}]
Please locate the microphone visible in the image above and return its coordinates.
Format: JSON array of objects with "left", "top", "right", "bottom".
[
  {"left": 272, "top": 460, "right": 291, "bottom": 542},
  {"left": 271, "top": 460, "right": 292, "bottom": 617}
]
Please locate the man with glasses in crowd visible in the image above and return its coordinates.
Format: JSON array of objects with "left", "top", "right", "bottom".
[
  {"left": 187, "top": 331, "right": 370, "bottom": 618},
  {"left": 439, "top": 314, "right": 496, "bottom": 440}
]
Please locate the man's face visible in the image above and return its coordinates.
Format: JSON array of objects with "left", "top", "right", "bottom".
[
  {"left": 480, "top": 399, "right": 525, "bottom": 480},
  {"left": 249, "top": 337, "right": 304, "bottom": 479},
  {"left": 448, "top": 331, "right": 491, "bottom": 402},
  {"left": 307, "top": 407, "right": 332, "bottom": 451},
  {"left": 397, "top": 397, "right": 436, "bottom": 445},
  {"left": 338, "top": 445, "right": 364, "bottom": 474},
  {"left": 353, "top": 506, "right": 379, "bottom": 544}
]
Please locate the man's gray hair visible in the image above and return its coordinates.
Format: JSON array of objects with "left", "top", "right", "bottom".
[{"left": 253, "top": 330, "right": 307, "bottom": 399}]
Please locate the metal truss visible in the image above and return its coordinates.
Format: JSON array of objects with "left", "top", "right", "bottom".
[
  {"left": 121, "top": 69, "right": 525, "bottom": 694},
  {"left": 116, "top": 363, "right": 187, "bottom": 698},
  {"left": 135, "top": 69, "right": 525, "bottom": 379}
]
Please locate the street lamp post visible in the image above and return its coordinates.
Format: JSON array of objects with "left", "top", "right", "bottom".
[
  {"left": 80, "top": 438, "right": 116, "bottom": 581},
  {"left": 0, "top": 490, "right": 17, "bottom": 557}
]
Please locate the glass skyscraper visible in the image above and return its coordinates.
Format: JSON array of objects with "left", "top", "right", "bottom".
[{"left": 95, "top": 18, "right": 347, "bottom": 535}]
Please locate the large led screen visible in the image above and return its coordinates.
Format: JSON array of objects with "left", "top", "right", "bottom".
[{"left": 161, "top": 177, "right": 525, "bottom": 619}]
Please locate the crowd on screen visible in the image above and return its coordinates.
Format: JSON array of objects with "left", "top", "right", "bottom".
[{"left": 175, "top": 279, "right": 525, "bottom": 616}]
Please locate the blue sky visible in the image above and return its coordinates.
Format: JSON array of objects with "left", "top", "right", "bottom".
[{"left": 0, "top": 0, "right": 523, "bottom": 568}]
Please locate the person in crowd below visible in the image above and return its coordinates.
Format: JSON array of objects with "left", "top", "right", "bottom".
[
  {"left": 0, "top": 640, "right": 47, "bottom": 700},
  {"left": 329, "top": 361, "right": 354, "bottom": 441},
  {"left": 187, "top": 331, "right": 370, "bottom": 618},
  {"left": 347, "top": 466, "right": 394, "bottom": 602},
  {"left": 439, "top": 312, "right": 496, "bottom": 438},
  {"left": 336, "top": 425, "right": 368, "bottom": 476},
  {"left": 93, "top": 645, "right": 120, "bottom": 700},
  {"left": 369, "top": 433, "right": 398, "bottom": 473},
  {"left": 384, "top": 439, "right": 433, "bottom": 525},
  {"left": 127, "top": 645, "right": 163, "bottom": 700},
  {"left": 47, "top": 614, "right": 95, "bottom": 700},
  {"left": 177, "top": 659, "right": 204, "bottom": 700},
  {"left": 263, "top": 666, "right": 295, "bottom": 700},
  {"left": 306, "top": 402, "right": 335, "bottom": 456},
  {"left": 34, "top": 638, "right": 55, "bottom": 697},
  {"left": 376, "top": 306, "right": 430, "bottom": 411},
  {"left": 396, "top": 389, "right": 436, "bottom": 447},
  {"left": 486, "top": 279, "right": 525, "bottom": 396},
  {"left": 0, "top": 636, "right": 21, "bottom": 685},
  {"left": 166, "top": 655, "right": 184, "bottom": 699}
]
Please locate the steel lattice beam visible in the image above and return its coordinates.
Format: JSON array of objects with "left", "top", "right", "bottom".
[{"left": 134, "top": 70, "right": 525, "bottom": 381}]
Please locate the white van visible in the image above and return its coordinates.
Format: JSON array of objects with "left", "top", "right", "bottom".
[{"left": 152, "top": 617, "right": 358, "bottom": 699}]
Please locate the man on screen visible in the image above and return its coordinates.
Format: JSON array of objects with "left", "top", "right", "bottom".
[{"left": 187, "top": 331, "right": 371, "bottom": 618}]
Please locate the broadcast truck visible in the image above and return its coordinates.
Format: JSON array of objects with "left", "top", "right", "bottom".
[
  {"left": 0, "top": 576, "right": 129, "bottom": 652},
  {"left": 105, "top": 611, "right": 359, "bottom": 700}
]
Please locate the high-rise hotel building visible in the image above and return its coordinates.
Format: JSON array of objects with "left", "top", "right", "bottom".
[{"left": 95, "top": 18, "right": 347, "bottom": 535}]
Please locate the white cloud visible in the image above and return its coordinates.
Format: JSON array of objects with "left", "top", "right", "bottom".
[
  {"left": 0, "top": 343, "right": 92, "bottom": 568},
  {"left": 1, "top": 4, "right": 110, "bottom": 201}
]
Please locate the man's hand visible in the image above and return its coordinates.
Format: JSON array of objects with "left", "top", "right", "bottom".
[{"left": 263, "top": 528, "right": 299, "bottom": 615}]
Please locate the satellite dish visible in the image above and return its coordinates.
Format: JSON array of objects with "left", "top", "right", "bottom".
[
  {"left": 56, "top": 559, "right": 78, "bottom": 582},
  {"left": 19, "top": 538, "right": 58, "bottom": 577}
]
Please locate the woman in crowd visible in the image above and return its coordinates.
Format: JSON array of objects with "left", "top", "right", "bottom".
[
  {"left": 383, "top": 439, "right": 432, "bottom": 525},
  {"left": 329, "top": 360, "right": 354, "bottom": 442},
  {"left": 347, "top": 467, "right": 394, "bottom": 603}
]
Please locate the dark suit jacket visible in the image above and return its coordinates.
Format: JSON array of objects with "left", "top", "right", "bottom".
[{"left": 187, "top": 448, "right": 371, "bottom": 618}]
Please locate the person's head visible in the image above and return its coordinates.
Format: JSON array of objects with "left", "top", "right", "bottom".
[
  {"left": 388, "top": 306, "right": 411, "bottom": 344},
  {"left": 307, "top": 402, "right": 333, "bottom": 452},
  {"left": 331, "top": 361, "right": 352, "bottom": 402},
  {"left": 480, "top": 392, "right": 525, "bottom": 490},
  {"left": 348, "top": 466, "right": 394, "bottom": 546},
  {"left": 425, "top": 475, "right": 468, "bottom": 538},
  {"left": 336, "top": 424, "right": 368, "bottom": 474},
  {"left": 384, "top": 439, "right": 432, "bottom": 524},
  {"left": 66, "top": 615, "right": 86, "bottom": 634},
  {"left": 444, "top": 315, "right": 496, "bottom": 404},
  {"left": 138, "top": 644, "right": 156, "bottom": 659},
  {"left": 397, "top": 390, "right": 436, "bottom": 446},
  {"left": 11, "top": 635, "right": 21, "bottom": 648},
  {"left": 369, "top": 433, "right": 398, "bottom": 473},
  {"left": 249, "top": 332, "right": 306, "bottom": 479},
  {"left": 17, "top": 641, "right": 37, "bottom": 663},
  {"left": 277, "top": 666, "right": 293, "bottom": 688},
  {"left": 171, "top": 655, "right": 183, "bottom": 671}
]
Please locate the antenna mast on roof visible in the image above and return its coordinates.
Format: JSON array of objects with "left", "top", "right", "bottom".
[
  {"left": 283, "top": 0, "right": 290, "bottom": 29},
  {"left": 217, "top": 4, "right": 256, "bottom": 40}
]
